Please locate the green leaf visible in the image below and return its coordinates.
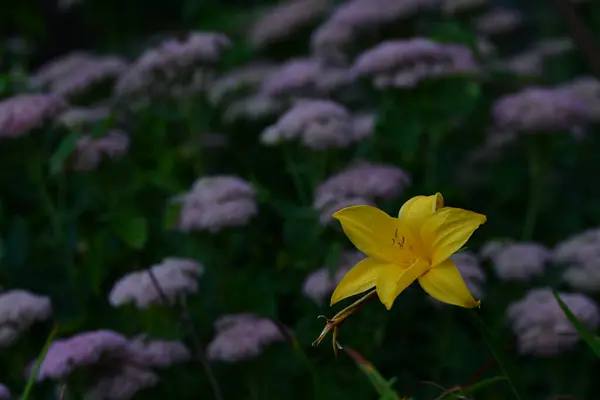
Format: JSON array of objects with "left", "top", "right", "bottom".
[
  {"left": 553, "top": 290, "right": 600, "bottom": 358},
  {"left": 49, "top": 131, "right": 79, "bottom": 176},
  {"left": 111, "top": 215, "right": 148, "bottom": 249}
]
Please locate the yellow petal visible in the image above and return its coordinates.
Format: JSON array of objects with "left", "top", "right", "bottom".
[
  {"left": 420, "top": 207, "right": 486, "bottom": 266},
  {"left": 332, "top": 205, "right": 407, "bottom": 263},
  {"left": 375, "top": 260, "right": 429, "bottom": 310},
  {"left": 330, "top": 257, "right": 383, "bottom": 306},
  {"left": 418, "top": 258, "right": 480, "bottom": 308},
  {"left": 398, "top": 193, "right": 444, "bottom": 225}
]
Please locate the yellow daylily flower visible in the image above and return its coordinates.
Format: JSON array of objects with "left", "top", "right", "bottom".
[{"left": 331, "top": 193, "right": 486, "bottom": 310}]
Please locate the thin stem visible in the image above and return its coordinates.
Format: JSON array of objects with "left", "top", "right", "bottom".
[
  {"left": 521, "top": 143, "right": 543, "bottom": 241},
  {"left": 146, "top": 270, "right": 223, "bottom": 400},
  {"left": 471, "top": 312, "right": 522, "bottom": 400}
]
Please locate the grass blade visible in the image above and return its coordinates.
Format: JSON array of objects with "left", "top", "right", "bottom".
[
  {"left": 21, "top": 325, "right": 58, "bottom": 400},
  {"left": 553, "top": 290, "right": 600, "bottom": 358}
]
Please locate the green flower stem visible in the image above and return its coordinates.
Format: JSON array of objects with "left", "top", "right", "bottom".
[{"left": 521, "top": 142, "right": 544, "bottom": 241}]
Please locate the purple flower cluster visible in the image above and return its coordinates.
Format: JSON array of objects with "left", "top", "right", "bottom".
[
  {"left": 302, "top": 250, "right": 366, "bottom": 304},
  {"left": 73, "top": 130, "right": 130, "bottom": 171},
  {"left": 0, "top": 290, "right": 52, "bottom": 347},
  {"left": 312, "top": 0, "right": 440, "bottom": 64},
  {"left": 207, "top": 313, "right": 285, "bottom": 362},
  {"left": 352, "top": 38, "right": 478, "bottom": 89},
  {"left": 35, "top": 330, "right": 190, "bottom": 399},
  {"left": 314, "top": 162, "right": 410, "bottom": 224},
  {"left": 109, "top": 258, "right": 205, "bottom": 309},
  {"left": 261, "top": 99, "right": 366, "bottom": 149},
  {"left": 249, "top": 0, "right": 332, "bottom": 49},
  {"left": 507, "top": 288, "right": 599, "bottom": 356},
  {"left": 0, "top": 94, "right": 67, "bottom": 138},
  {"left": 553, "top": 228, "right": 600, "bottom": 292},
  {"left": 481, "top": 241, "right": 552, "bottom": 282},
  {"left": 174, "top": 176, "right": 258, "bottom": 233},
  {"left": 115, "top": 32, "right": 231, "bottom": 99},
  {"left": 492, "top": 86, "right": 590, "bottom": 132},
  {"left": 32, "top": 52, "right": 128, "bottom": 99}
]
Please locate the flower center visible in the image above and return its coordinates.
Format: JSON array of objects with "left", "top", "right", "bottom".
[{"left": 391, "top": 227, "right": 418, "bottom": 266}]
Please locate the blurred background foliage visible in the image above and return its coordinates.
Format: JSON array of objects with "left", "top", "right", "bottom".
[{"left": 1, "top": 0, "right": 600, "bottom": 399}]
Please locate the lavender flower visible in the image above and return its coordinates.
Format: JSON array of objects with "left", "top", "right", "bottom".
[
  {"left": 128, "top": 337, "right": 191, "bottom": 367},
  {"left": 259, "top": 58, "right": 355, "bottom": 100},
  {"left": 492, "top": 86, "right": 590, "bottom": 132},
  {"left": 351, "top": 113, "right": 375, "bottom": 141},
  {"left": 557, "top": 77, "right": 600, "bottom": 122},
  {"left": 499, "top": 51, "right": 544, "bottom": 77},
  {"left": 109, "top": 258, "right": 205, "bottom": 309},
  {"left": 483, "top": 242, "right": 552, "bottom": 282},
  {"left": 36, "top": 330, "right": 134, "bottom": 381},
  {"left": 430, "top": 251, "right": 486, "bottom": 306},
  {"left": 302, "top": 250, "right": 366, "bottom": 304},
  {"left": 73, "top": 130, "right": 129, "bottom": 171},
  {"left": 207, "top": 313, "right": 285, "bottom": 362},
  {"left": 174, "top": 176, "right": 258, "bottom": 233},
  {"left": 249, "top": 0, "right": 332, "bottom": 49},
  {"left": 31, "top": 52, "right": 94, "bottom": 87},
  {"left": 507, "top": 288, "right": 599, "bottom": 356},
  {"left": 32, "top": 52, "right": 127, "bottom": 98},
  {"left": 85, "top": 364, "right": 159, "bottom": 400},
  {"left": 474, "top": 8, "right": 522, "bottom": 36},
  {"left": 312, "top": 0, "right": 439, "bottom": 64},
  {"left": 0, "top": 384, "right": 10, "bottom": 399},
  {"left": 352, "top": 38, "right": 478, "bottom": 89},
  {"left": 261, "top": 99, "right": 359, "bottom": 149},
  {"left": 0, "top": 94, "right": 67, "bottom": 138},
  {"left": 207, "top": 63, "right": 277, "bottom": 106},
  {"left": 0, "top": 290, "right": 52, "bottom": 347},
  {"left": 553, "top": 228, "right": 600, "bottom": 291},
  {"left": 222, "top": 94, "right": 285, "bottom": 124},
  {"left": 314, "top": 162, "right": 410, "bottom": 224},
  {"left": 57, "top": 104, "right": 112, "bottom": 129},
  {"left": 115, "top": 32, "right": 231, "bottom": 99}
]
